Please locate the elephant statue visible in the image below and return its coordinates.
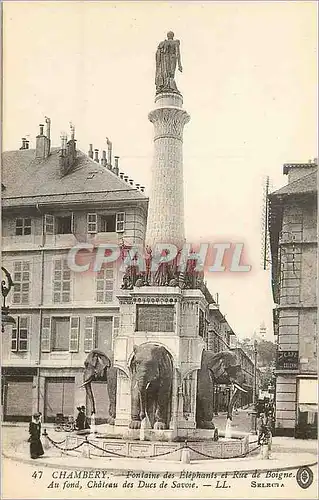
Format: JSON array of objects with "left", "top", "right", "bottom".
[
  {"left": 82, "top": 349, "right": 117, "bottom": 424},
  {"left": 129, "top": 343, "right": 173, "bottom": 430},
  {"left": 196, "top": 350, "right": 245, "bottom": 429}
]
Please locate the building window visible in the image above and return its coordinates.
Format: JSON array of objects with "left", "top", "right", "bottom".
[
  {"left": 41, "top": 316, "right": 79, "bottom": 352},
  {"left": 136, "top": 305, "right": 174, "bottom": 332},
  {"left": 53, "top": 260, "right": 71, "bottom": 303},
  {"left": 15, "top": 218, "right": 31, "bottom": 236},
  {"left": 87, "top": 213, "right": 98, "bottom": 234},
  {"left": 51, "top": 317, "right": 69, "bottom": 351},
  {"left": 100, "top": 214, "right": 116, "bottom": 233},
  {"left": 11, "top": 316, "right": 29, "bottom": 352},
  {"left": 13, "top": 261, "right": 30, "bottom": 304},
  {"left": 116, "top": 212, "right": 125, "bottom": 232},
  {"left": 56, "top": 215, "right": 73, "bottom": 234},
  {"left": 87, "top": 212, "right": 125, "bottom": 234},
  {"left": 96, "top": 267, "right": 114, "bottom": 303},
  {"left": 44, "top": 214, "right": 74, "bottom": 235}
]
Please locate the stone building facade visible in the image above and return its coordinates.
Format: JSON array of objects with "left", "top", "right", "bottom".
[
  {"left": 269, "top": 159, "right": 318, "bottom": 437},
  {"left": 1, "top": 121, "right": 148, "bottom": 422}
]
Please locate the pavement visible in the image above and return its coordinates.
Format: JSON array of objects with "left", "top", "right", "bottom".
[{"left": 2, "top": 407, "right": 317, "bottom": 473}]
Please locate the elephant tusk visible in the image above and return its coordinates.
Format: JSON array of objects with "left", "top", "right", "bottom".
[
  {"left": 145, "top": 382, "right": 150, "bottom": 390},
  {"left": 233, "top": 382, "right": 247, "bottom": 393},
  {"left": 79, "top": 380, "right": 90, "bottom": 388}
]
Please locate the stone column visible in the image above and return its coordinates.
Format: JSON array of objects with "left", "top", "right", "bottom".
[{"left": 146, "top": 92, "right": 190, "bottom": 248}]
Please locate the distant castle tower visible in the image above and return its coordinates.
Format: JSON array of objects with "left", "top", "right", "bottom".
[{"left": 260, "top": 321, "right": 266, "bottom": 340}]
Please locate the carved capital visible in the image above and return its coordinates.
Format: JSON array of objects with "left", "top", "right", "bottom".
[{"left": 148, "top": 107, "right": 190, "bottom": 141}]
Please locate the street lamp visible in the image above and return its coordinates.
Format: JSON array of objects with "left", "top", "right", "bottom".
[{"left": 1, "top": 267, "right": 16, "bottom": 333}]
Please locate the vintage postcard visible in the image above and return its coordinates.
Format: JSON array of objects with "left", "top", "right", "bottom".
[{"left": 1, "top": 1, "right": 317, "bottom": 499}]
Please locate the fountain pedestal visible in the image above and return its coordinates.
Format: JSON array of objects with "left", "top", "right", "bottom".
[{"left": 113, "top": 286, "right": 207, "bottom": 440}]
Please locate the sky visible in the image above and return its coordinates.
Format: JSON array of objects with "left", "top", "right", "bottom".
[{"left": 2, "top": 1, "right": 318, "bottom": 341}]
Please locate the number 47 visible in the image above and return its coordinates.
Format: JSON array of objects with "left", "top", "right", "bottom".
[{"left": 32, "top": 471, "right": 43, "bottom": 479}]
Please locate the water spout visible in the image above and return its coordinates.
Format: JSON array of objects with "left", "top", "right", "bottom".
[
  {"left": 139, "top": 415, "right": 151, "bottom": 441},
  {"left": 225, "top": 418, "right": 232, "bottom": 439},
  {"left": 90, "top": 413, "right": 96, "bottom": 434}
]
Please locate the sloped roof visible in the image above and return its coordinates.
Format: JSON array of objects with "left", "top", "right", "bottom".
[
  {"left": 269, "top": 170, "right": 317, "bottom": 198},
  {"left": 1, "top": 147, "right": 147, "bottom": 207}
]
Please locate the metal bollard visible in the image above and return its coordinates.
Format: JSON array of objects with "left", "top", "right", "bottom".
[
  {"left": 181, "top": 441, "right": 190, "bottom": 464},
  {"left": 82, "top": 436, "right": 91, "bottom": 459},
  {"left": 42, "top": 429, "right": 50, "bottom": 451}
]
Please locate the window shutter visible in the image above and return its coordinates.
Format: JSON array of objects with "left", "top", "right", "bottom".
[
  {"left": 71, "top": 212, "right": 75, "bottom": 233},
  {"left": 116, "top": 212, "right": 125, "bottom": 232},
  {"left": 87, "top": 213, "right": 97, "bottom": 234},
  {"left": 18, "top": 316, "right": 29, "bottom": 352},
  {"left": 84, "top": 316, "right": 95, "bottom": 352},
  {"left": 69, "top": 316, "right": 80, "bottom": 352},
  {"left": 41, "top": 316, "right": 51, "bottom": 352},
  {"left": 44, "top": 214, "right": 55, "bottom": 235},
  {"left": 11, "top": 322, "right": 18, "bottom": 352}
]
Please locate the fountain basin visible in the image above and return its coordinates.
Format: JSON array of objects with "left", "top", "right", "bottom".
[{"left": 69, "top": 426, "right": 249, "bottom": 461}]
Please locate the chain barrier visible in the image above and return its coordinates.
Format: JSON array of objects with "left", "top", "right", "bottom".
[
  {"left": 46, "top": 435, "right": 85, "bottom": 452},
  {"left": 45, "top": 437, "right": 66, "bottom": 445}
]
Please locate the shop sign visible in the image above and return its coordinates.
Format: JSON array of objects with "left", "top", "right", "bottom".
[{"left": 276, "top": 351, "right": 298, "bottom": 370}]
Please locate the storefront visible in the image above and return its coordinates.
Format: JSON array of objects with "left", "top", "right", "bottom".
[
  {"left": 2, "top": 367, "right": 37, "bottom": 422},
  {"left": 295, "top": 377, "right": 318, "bottom": 439},
  {"left": 44, "top": 377, "right": 75, "bottom": 423}
]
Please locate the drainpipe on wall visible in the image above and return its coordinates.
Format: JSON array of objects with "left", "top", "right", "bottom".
[{"left": 36, "top": 203, "right": 45, "bottom": 413}]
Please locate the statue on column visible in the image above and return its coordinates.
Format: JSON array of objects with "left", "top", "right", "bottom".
[{"left": 155, "top": 31, "right": 183, "bottom": 94}]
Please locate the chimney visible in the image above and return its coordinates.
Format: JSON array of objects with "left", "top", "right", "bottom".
[
  {"left": 113, "top": 156, "right": 119, "bottom": 176},
  {"left": 35, "top": 123, "right": 50, "bottom": 159},
  {"left": 94, "top": 149, "right": 99, "bottom": 163},
  {"left": 20, "top": 138, "right": 27, "bottom": 150},
  {"left": 106, "top": 137, "right": 112, "bottom": 168},
  {"left": 45, "top": 118, "right": 51, "bottom": 140},
  {"left": 136, "top": 183, "right": 140, "bottom": 190},
  {"left": 59, "top": 134, "right": 67, "bottom": 175},
  {"left": 119, "top": 172, "right": 124, "bottom": 179},
  {"left": 140, "top": 186, "right": 145, "bottom": 193},
  {"left": 101, "top": 150, "right": 107, "bottom": 167},
  {"left": 124, "top": 175, "right": 128, "bottom": 183},
  {"left": 129, "top": 179, "right": 134, "bottom": 186},
  {"left": 25, "top": 140, "right": 30, "bottom": 149},
  {"left": 45, "top": 117, "right": 51, "bottom": 155},
  {"left": 88, "top": 144, "right": 93, "bottom": 159},
  {"left": 70, "top": 122, "right": 75, "bottom": 141},
  {"left": 59, "top": 126, "right": 77, "bottom": 177}
]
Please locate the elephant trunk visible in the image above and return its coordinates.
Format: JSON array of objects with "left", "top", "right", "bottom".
[{"left": 84, "top": 380, "right": 96, "bottom": 414}]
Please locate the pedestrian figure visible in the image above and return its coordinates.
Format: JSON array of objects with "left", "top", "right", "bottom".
[
  {"left": 28, "top": 412, "right": 44, "bottom": 459},
  {"left": 75, "top": 406, "right": 90, "bottom": 431},
  {"left": 257, "top": 413, "right": 266, "bottom": 445}
]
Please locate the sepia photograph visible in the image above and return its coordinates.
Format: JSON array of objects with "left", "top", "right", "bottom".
[{"left": 1, "top": 1, "right": 317, "bottom": 499}]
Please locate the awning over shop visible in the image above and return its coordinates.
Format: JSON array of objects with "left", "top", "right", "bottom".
[
  {"left": 298, "top": 378, "right": 318, "bottom": 404},
  {"left": 299, "top": 404, "right": 318, "bottom": 413}
]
